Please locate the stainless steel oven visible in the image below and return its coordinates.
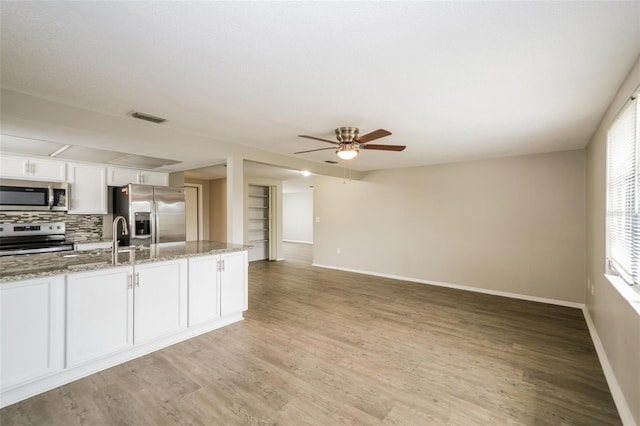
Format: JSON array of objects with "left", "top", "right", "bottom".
[
  {"left": 0, "top": 222, "right": 73, "bottom": 255},
  {"left": 0, "top": 179, "right": 68, "bottom": 211}
]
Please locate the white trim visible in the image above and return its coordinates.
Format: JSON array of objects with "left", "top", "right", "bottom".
[
  {"left": 283, "top": 239, "right": 313, "bottom": 244},
  {"left": 582, "top": 307, "right": 635, "bottom": 426},
  {"left": 604, "top": 274, "right": 640, "bottom": 316},
  {"left": 311, "top": 263, "right": 584, "bottom": 309}
]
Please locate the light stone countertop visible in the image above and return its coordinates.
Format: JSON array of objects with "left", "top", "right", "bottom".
[{"left": 0, "top": 241, "right": 251, "bottom": 283}]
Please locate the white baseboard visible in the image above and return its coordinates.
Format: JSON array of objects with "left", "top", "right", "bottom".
[
  {"left": 582, "top": 307, "right": 635, "bottom": 426},
  {"left": 312, "top": 263, "right": 584, "bottom": 309},
  {"left": 283, "top": 240, "right": 313, "bottom": 244}
]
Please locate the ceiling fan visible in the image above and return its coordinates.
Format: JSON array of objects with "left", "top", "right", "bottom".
[{"left": 295, "top": 127, "right": 406, "bottom": 160}]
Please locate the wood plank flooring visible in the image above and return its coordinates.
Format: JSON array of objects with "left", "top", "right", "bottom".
[{"left": 1, "top": 242, "right": 620, "bottom": 425}]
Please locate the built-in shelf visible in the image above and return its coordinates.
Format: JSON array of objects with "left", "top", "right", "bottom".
[{"left": 248, "top": 184, "right": 270, "bottom": 262}]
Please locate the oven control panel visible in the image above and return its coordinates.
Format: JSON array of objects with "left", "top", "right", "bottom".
[{"left": 0, "top": 222, "right": 66, "bottom": 237}]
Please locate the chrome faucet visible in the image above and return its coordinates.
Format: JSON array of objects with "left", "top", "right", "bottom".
[{"left": 112, "top": 215, "right": 128, "bottom": 263}]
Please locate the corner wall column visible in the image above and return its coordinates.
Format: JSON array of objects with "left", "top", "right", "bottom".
[{"left": 226, "top": 156, "right": 244, "bottom": 245}]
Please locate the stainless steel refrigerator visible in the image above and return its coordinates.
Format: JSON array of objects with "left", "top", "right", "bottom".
[{"left": 113, "top": 184, "right": 186, "bottom": 246}]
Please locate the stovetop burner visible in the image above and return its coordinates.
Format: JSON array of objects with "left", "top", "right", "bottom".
[{"left": 0, "top": 222, "right": 73, "bottom": 256}]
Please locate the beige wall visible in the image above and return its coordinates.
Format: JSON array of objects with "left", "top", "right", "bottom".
[
  {"left": 314, "top": 149, "right": 586, "bottom": 303},
  {"left": 184, "top": 178, "right": 210, "bottom": 240},
  {"left": 209, "top": 178, "right": 227, "bottom": 242},
  {"left": 585, "top": 56, "right": 640, "bottom": 425}
]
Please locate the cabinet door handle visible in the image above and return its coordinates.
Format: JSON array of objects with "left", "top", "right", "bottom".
[
  {"left": 222, "top": 259, "right": 225, "bottom": 271},
  {"left": 135, "top": 272, "right": 140, "bottom": 287},
  {"left": 30, "top": 163, "right": 36, "bottom": 175},
  {"left": 128, "top": 274, "right": 133, "bottom": 289}
]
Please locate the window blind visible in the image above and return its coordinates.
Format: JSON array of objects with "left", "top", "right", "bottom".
[{"left": 606, "top": 97, "right": 639, "bottom": 286}]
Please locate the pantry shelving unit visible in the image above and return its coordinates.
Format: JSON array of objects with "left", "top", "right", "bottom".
[{"left": 247, "top": 185, "right": 271, "bottom": 261}]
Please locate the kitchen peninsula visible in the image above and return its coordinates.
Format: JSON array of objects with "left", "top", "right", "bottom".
[{"left": 0, "top": 241, "right": 250, "bottom": 408}]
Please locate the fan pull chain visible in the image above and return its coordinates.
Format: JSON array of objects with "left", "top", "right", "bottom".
[{"left": 342, "top": 158, "right": 352, "bottom": 183}]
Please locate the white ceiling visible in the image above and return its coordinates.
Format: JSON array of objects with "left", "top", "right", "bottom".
[{"left": 1, "top": 1, "right": 639, "bottom": 172}]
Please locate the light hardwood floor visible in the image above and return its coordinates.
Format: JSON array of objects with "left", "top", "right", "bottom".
[{"left": 1, "top": 242, "right": 620, "bottom": 425}]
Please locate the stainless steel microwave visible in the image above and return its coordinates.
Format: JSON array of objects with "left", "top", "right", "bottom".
[{"left": 0, "top": 179, "right": 68, "bottom": 211}]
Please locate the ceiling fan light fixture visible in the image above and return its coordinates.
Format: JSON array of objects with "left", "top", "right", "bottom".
[{"left": 336, "top": 146, "right": 358, "bottom": 160}]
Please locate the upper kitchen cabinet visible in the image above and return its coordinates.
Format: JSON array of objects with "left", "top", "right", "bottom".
[
  {"left": 139, "top": 171, "right": 168, "bottom": 186},
  {"left": 0, "top": 155, "right": 66, "bottom": 182},
  {"left": 67, "top": 163, "right": 107, "bottom": 214},
  {"left": 107, "top": 167, "right": 168, "bottom": 187}
]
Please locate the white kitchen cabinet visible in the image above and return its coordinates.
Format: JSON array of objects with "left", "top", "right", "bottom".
[
  {"left": 220, "top": 251, "right": 248, "bottom": 317},
  {"left": 188, "top": 255, "right": 221, "bottom": 326},
  {"left": 67, "top": 163, "right": 107, "bottom": 214},
  {"left": 107, "top": 167, "right": 169, "bottom": 187},
  {"left": 65, "top": 267, "right": 133, "bottom": 368},
  {"left": 134, "top": 258, "right": 188, "bottom": 343},
  {"left": 189, "top": 252, "right": 247, "bottom": 325},
  {"left": 0, "top": 155, "right": 66, "bottom": 181},
  {"left": 139, "top": 171, "right": 169, "bottom": 186},
  {"left": 0, "top": 276, "right": 65, "bottom": 391},
  {"left": 1, "top": 251, "right": 247, "bottom": 408},
  {"left": 66, "top": 259, "right": 187, "bottom": 365},
  {"left": 107, "top": 167, "right": 139, "bottom": 186}
]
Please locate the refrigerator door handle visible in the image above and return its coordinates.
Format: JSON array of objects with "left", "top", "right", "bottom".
[{"left": 152, "top": 199, "right": 158, "bottom": 245}]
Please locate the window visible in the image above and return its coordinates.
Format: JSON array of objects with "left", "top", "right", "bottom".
[{"left": 606, "top": 96, "right": 639, "bottom": 286}]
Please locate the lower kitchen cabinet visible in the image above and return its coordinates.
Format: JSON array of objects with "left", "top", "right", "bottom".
[
  {"left": 134, "top": 259, "right": 188, "bottom": 343},
  {"left": 188, "top": 251, "right": 248, "bottom": 326},
  {"left": 220, "top": 251, "right": 248, "bottom": 316},
  {"left": 66, "top": 266, "right": 133, "bottom": 368},
  {"left": 0, "top": 276, "right": 64, "bottom": 391},
  {"left": 66, "top": 259, "right": 188, "bottom": 366},
  {"left": 188, "top": 255, "right": 220, "bottom": 326},
  {"left": 1, "top": 251, "right": 245, "bottom": 408}
]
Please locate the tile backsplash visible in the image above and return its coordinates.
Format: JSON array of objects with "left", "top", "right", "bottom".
[{"left": 0, "top": 212, "right": 103, "bottom": 242}]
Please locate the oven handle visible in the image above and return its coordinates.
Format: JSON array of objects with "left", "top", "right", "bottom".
[{"left": 48, "top": 185, "right": 54, "bottom": 210}]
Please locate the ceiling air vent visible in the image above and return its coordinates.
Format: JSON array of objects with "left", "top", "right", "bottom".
[
  {"left": 130, "top": 111, "right": 167, "bottom": 124},
  {"left": 324, "top": 160, "right": 339, "bottom": 164}
]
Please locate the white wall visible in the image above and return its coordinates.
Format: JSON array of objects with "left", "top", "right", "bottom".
[
  {"left": 585, "top": 56, "right": 640, "bottom": 425},
  {"left": 314, "top": 149, "right": 586, "bottom": 304},
  {"left": 283, "top": 190, "right": 313, "bottom": 244}
]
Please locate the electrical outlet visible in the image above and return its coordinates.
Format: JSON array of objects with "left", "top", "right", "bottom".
[
  {"left": 315, "top": 217, "right": 320, "bottom": 223},
  {"left": 337, "top": 247, "right": 341, "bottom": 254},
  {"left": 591, "top": 285, "right": 595, "bottom": 296},
  {"left": 587, "top": 278, "right": 591, "bottom": 289}
]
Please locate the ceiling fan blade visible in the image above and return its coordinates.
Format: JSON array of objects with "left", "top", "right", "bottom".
[
  {"left": 298, "top": 135, "right": 339, "bottom": 145},
  {"left": 356, "top": 129, "right": 392, "bottom": 144},
  {"left": 361, "top": 144, "right": 406, "bottom": 151},
  {"left": 294, "top": 147, "right": 336, "bottom": 154}
]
